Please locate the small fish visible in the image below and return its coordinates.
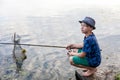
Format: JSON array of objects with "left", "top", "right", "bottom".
[{"left": 12, "top": 34, "right": 27, "bottom": 72}]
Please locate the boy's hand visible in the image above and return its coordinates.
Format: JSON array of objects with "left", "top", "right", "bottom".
[
  {"left": 66, "top": 44, "right": 76, "bottom": 50},
  {"left": 68, "top": 51, "right": 78, "bottom": 56},
  {"left": 66, "top": 43, "right": 83, "bottom": 50}
]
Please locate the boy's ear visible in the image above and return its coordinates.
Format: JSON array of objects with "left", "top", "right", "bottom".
[{"left": 89, "top": 26, "right": 93, "bottom": 30}]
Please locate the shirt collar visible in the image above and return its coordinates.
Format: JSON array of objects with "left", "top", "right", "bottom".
[{"left": 84, "top": 32, "right": 94, "bottom": 39}]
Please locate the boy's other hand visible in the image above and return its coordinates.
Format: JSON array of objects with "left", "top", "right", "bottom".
[
  {"left": 68, "top": 51, "right": 78, "bottom": 56},
  {"left": 66, "top": 43, "right": 83, "bottom": 50},
  {"left": 66, "top": 44, "right": 76, "bottom": 50}
]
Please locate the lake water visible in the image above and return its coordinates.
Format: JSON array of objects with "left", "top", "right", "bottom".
[{"left": 0, "top": 6, "right": 120, "bottom": 80}]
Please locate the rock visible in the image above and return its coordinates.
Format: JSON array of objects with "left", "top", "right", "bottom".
[
  {"left": 75, "top": 70, "right": 88, "bottom": 80},
  {"left": 75, "top": 65, "right": 120, "bottom": 80},
  {"left": 4, "top": 70, "right": 13, "bottom": 75}
]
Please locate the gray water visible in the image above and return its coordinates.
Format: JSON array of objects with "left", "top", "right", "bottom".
[{"left": 0, "top": 6, "right": 120, "bottom": 80}]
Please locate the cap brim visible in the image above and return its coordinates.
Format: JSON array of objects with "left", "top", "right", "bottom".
[
  {"left": 79, "top": 21, "right": 82, "bottom": 23},
  {"left": 79, "top": 20, "right": 96, "bottom": 30},
  {"left": 93, "top": 26, "right": 96, "bottom": 29}
]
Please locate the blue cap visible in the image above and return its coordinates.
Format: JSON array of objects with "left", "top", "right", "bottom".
[{"left": 79, "top": 17, "right": 96, "bottom": 29}]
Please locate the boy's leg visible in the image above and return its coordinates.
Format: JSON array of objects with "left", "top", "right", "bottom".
[
  {"left": 68, "top": 49, "right": 87, "bottom": 72},
  {"left": 70, "top": 49, "right": 88, "bottom": 72},
  {"left": 69, "top": 56, "right": 97, "bottom": 76}
]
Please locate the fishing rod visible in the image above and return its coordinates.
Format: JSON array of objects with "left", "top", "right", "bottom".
[
  {"left": 0, "top": 42, "right": 66, "bottom": 48},
  {"left": 0, "top": 33, "right": 102, "bottom": 51},
  {"left": 0, "top": 42, "right": 102, "bottom": 51},
  {"left": 0, "top": 33, "right": 66, "bottom": 48},
  {"left": 0, "top": 43, "right": 102, "bottom": 51}
]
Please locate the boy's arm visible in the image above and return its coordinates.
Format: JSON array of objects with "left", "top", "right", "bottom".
[
  {"left": 66, "top": 43, "right": 83, "bottom": 50},
  {"left": 77, "top": 43, "right": 84, "bottom": 48},
  {"left": 68, "top": 52, "right": 86, "bottom": 58}
]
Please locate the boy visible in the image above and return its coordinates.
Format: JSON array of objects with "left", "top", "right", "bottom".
[{"left": 66, "top": 17, "right": 101, "bottom": 76}]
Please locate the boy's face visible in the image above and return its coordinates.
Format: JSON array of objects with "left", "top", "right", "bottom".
[{"left": 81, "top": 22, "right": 92, "bottom": 34}]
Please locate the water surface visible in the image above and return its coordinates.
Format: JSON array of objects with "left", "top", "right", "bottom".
[{"left": 0, "top": 7, "right": 120, "bottom": 80}]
